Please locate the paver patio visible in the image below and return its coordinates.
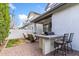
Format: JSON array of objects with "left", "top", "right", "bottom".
[
  {"left": 0, "top": 40, "right": 79, "bottom": 56},
  {"left": 0, "top": 41, "right": 42, "bottom": 56}
]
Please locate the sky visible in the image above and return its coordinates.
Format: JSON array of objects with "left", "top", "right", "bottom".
[{"left": 9, "top": 3, "right": 47, "bottom": 27}]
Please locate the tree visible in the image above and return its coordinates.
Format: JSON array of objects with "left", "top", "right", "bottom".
[{"left": 0, "top": 3, "right": 10, "bottom": 44}]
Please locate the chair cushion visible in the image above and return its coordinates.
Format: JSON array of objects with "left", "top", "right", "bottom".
[
  {"left": 54, "top": 40, "right": 66, "bottom": 44},
  {"left": 55, "top": 40, "right": 63, "bottom": 43}
]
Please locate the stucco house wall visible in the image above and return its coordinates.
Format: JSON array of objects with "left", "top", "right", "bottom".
[{"left": 52, "top": 4, "right": 79, "bottom": 51}]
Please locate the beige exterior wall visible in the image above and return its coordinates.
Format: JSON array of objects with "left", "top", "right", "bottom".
[
  {"left": 24, "top": 12, "right": 43, "bottom": 34},
  {"left": 28, "top": 12, "right": 40, "bottom": 21}
]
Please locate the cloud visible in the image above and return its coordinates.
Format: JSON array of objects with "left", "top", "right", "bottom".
[
  {"left": 9, "top": 3, "right": 16, "bottom": 10},
  {"left": 18, "top": 14, "right": 28, "bottom": 21},
  {"left": 18, "top": 14, "right": 28, "bottom": 27}
]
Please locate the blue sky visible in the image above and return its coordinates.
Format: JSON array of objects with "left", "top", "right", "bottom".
[{"left": 9, "top": 3, "right": 47, "bottom": 27}]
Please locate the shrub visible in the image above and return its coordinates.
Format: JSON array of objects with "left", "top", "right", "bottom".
[{"left": 0, "top": 3, "right": 10, "bottom": 44}]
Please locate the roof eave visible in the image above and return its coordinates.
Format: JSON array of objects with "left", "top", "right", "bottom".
[{"left": 31, "top": 3, "right": 66, "bottom": 23}]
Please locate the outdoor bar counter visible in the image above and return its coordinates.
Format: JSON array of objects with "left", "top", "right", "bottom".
[{"left": 34, "top": 34, "right": 63, "bottom": 55}]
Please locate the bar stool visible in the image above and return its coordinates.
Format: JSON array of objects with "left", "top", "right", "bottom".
[
  {"left": 66, "top": 33, "right": 74, "bottom": 52},
  {"left": 54, "top": 33, "right": 69, "bottom": 56}
]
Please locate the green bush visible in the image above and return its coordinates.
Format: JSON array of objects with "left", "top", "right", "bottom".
[{"left": 0, "top": 3, "right": 10, "bottom": 44}]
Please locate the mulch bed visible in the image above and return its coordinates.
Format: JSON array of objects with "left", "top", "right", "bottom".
[{"left": 6, "top": 39, "right": 26, "bottom": 48}]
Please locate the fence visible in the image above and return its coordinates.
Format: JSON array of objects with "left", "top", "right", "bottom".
[{"left": 7, "top": 29, "right": 33, "bottom": 39}]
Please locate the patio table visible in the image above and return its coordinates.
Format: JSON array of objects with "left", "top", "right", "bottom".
[{"left": 33, "top": 34, "right": 63, "bottom": 55}]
